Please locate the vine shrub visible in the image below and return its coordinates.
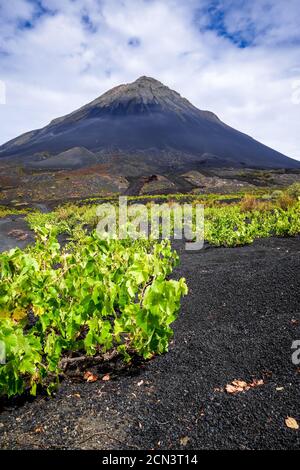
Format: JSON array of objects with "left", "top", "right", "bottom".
[{"left": 0, "top": 231, "right": 187, "bottom": 397}]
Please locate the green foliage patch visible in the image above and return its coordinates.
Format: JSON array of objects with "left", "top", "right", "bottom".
[
  {"left": 0, "top": 229, "right": 187, "bottom": 397},
  {"left": 1, "top": 184, "right": 299, "bottom": 397}
]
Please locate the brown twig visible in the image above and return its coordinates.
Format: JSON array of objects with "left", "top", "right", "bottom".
[
  {"left": 139, "top": 279, "right": 153, "bottom": 307},
  {"left": 59, "top": 349, "right": 119, "bottom": 371}
]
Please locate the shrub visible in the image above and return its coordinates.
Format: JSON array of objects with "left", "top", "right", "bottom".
[
  {"left": 278, "top": 193, "right": 294, "bottom": 210},
  {"left": 286, "top": 182, "right": 300, "bottom": 200},
  {"left": 0, "top": 232, "right": 187, "bottom": 397},
  {"left": 240, "top": 194, "right": 258, "bottom": 212}
]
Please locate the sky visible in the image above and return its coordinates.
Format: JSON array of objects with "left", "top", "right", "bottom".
[{"left": 0, "top": 0, "right": 300, "bottom": 159}]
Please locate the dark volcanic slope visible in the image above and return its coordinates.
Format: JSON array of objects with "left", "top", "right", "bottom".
[
  {"left": 0, "top": 76, "right": 299, "bottom": 171},
  {"left": 1, "top": 237, "right": 300, "bottom": 450}
]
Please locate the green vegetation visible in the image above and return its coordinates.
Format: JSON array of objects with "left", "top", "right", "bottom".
[
  {"left": 0, "top": 183, "right": 299, "bottom": 397},
  {"left": 26, "top": 203, "right": 98, "bottom": 237},
  {"left": 0, "top": 205, "right": 29, "bottom": 218},
  {"left": 0, "top": 227, "right": 187, "bottom": 397},
  {"left": 286, "top": 182, "right": 300, "bottom": 200},
  {"left": 204, "top": 202, "right": 300, "bottom": 246}
]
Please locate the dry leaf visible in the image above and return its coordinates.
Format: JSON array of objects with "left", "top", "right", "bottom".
[
  {"left": 232, "top": 379, "right": 248, "bottom": 388},
  {"left": 83, "top": 371, "right": 98, "bottom": 382},
  {"left": 225, "top": 381, "right": 248, "bottom": 394},
  {"left": 12, "top": 307, "right": 28, "bottom": 321},
  {"left": 137, "top": 380, "right": 144, "bottom": 387},
  {"left": 285, "top": 417, "right": 299, "bottom": 430},
  {"left": 180, "top": 436, "right": 190, "bottom": 446},
  {"left": 73, "top": 393, "right": 81, "bottom": 398},
  {"left": 226, "top": 378, "right": 264, "bottom": 394},
  {"left": 232, "top": 380, "right": 249, "bottom": 391},
  {"left": 35, "top": 427, "right": 43, "bottom": 433},
  {"left": 249, "top": 379, "right": 264, "bottom": 388},
  {"left": 225, "top": 384, "right": 239, "bottom": 394},
  {"left": 8, "top": 229, "right": 28, "bottom": 241},
  {"left": 102, "top": 373, "right": 111, "bottom": 381}
]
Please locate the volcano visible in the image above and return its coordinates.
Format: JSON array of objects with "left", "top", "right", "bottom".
[{"left": 0, "top": 76, "right": 299, "bottom": 173}]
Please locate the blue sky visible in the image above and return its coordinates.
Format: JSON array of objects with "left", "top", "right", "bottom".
[{"left": 0, "top": 0, "right": 300, "bottom": 159}]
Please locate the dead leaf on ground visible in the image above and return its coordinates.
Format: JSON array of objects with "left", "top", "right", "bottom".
[
  {"left": 226, "top": 380, "right": 249, "bottom": 394},
  {"left": 34, "top": 427, "right": 43, "bottom": 433},
  {"left": 249, "top": 379, "right": 264, "bottom": 388},
  {"left": 137, "top": 380, "right": 144, "bottom": 387},
  {"left": 225, "top": 378, "right": 264, "bottom": 394},
  {"left": 83, "top": 371, "right": 98, "bottom": 382},
  {"left": 285, "top": 417, "right": 299, "bottom": 430},
  {"left": 102, "top": 373, "right": 110, "bottom": 381},
  {"left": 8, "top": 229, "right": 28, "bottom": 241},
  {"left": 180, "top": 436, "right": 190, "bottom": 446},
  {"left": 225, "top": 384, "right": 240, "bottom": 394},
  {"left": 233, "top": 379, "right": 249, "bottom": 390}
]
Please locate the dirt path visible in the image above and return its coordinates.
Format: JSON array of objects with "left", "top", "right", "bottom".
[{"left": 0, "top": 236, "right": 300, "bottom": 449}]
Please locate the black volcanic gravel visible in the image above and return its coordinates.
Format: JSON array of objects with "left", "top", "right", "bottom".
[
  {"left": 0, "top": 236, "right": 300, "bottom": 450},
  {"left": 0, "top": 215, "right": 35, "bottom": 253}
]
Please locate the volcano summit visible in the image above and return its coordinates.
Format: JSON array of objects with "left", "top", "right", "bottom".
[{"left": 0, "top": 76, "right": 299, "bottom": 174}]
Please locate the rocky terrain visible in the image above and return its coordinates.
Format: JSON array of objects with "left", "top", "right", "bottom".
[{"left": 0, "top": 165, "right": 300, "bottom": 206}]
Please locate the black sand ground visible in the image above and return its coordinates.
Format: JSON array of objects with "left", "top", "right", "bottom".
[
  {"left": 0, "top": 236, "right": 300, "bottom": 450},
  {"left": 0, "top": 215, "right": 35, "bottom": 253}
]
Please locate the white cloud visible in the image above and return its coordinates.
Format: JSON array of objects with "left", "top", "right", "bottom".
[{"left": 0, "top": 0, "right": 299, "bottom": 160}]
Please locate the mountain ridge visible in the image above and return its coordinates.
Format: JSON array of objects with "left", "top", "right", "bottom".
[{"left": 0, "top": 75, "right": 299, "bottom": 171}]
